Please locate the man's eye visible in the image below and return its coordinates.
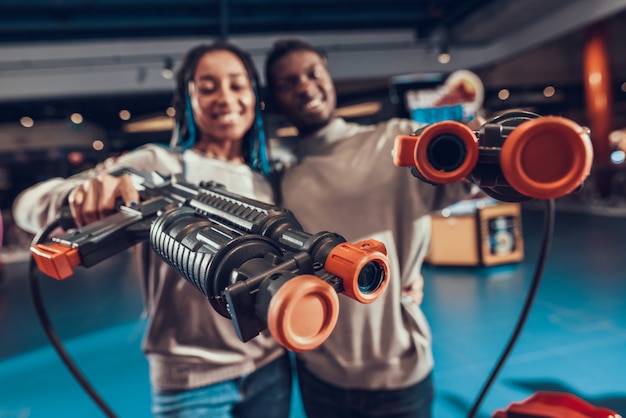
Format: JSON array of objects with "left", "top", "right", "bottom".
[
  {"left": 311, "top": 69, "right": 321, "bottom": 79},
  {"left": 277, "top": 81, "right": 294, "bottom": 92}
]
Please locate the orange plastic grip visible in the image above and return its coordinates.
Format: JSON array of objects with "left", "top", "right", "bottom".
[
  {"left": 324, "top": 239, "right": 389, "bottom": 304},
  {"left": 393, "top": 121, "right": 479, "bottom": 184},
  {"left": 30, "top": 243, "right": 81, "bottom": 280},
  {"left": 267, "top": 275, "right": 339, "bottom": 352},
  {"left": 501, "top": 117, "right": 594, "bottom": 200}
]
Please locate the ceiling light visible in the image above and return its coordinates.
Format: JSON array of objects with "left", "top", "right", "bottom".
[
  {"left": 92, "top": 139, "right": 105, "bottom": 151},
  {"left": 123, "top": 116, "right": 175, "bottom": 133},
  {"left": 119, "top": 110, "right": 131, "bottom": 120},
  {"left": 70, "top": 113, "right": 83, "bottom": 124},
  {"left": 437, "top": 44, "right": 450, "bottom": 64},
  {"left": 543, "top": 86, "right": 555, "bottom": 98},
  {"left": 20, "top": 116, "right": 34, "bottom": 128},
  {"left": 161, "top": 57, "right": 174, "bottom": 79}
]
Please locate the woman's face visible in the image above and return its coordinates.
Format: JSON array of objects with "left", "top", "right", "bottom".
[{"left": 188, "top": 49, "right": 256, "bottom": 146}]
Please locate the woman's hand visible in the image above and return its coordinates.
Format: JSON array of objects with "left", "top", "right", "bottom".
[
  {"left": 401, "top": 274, "right": 424, "bottom": 306},
  {"left": 68, "top": 173, "right": 140, "bottom": 227}
]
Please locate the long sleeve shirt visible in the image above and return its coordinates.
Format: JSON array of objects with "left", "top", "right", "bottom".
[{"left": 281, "top": 118, "right": 471, "bottom": 390}]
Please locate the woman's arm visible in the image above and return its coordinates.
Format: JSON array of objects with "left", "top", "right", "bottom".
[
  {"left": 13, "top": 176, "right": 83, "bottom": 234},
  {"left": 12, "top": 144, "right": 172, "bottom": 234}
]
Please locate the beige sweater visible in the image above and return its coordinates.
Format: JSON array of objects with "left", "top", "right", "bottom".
[
  {"left": 13, "top": 144, "right": 285, "bottom": 390},
  {"left": 281, "top": 118, "right": 470, "bottom": 390}
]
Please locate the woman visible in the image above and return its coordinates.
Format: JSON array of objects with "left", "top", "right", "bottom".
[{"left": 13, "top": 42, "right": 291, "bottom": 418}]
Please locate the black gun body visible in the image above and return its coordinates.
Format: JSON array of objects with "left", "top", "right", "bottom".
[{"left": 34, "top": 169, "right": 390, "bottom": 350}]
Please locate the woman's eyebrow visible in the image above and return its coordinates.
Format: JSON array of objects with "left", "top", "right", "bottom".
[{"left": 196, "top": 72, "right": 247, "bottom": 81}]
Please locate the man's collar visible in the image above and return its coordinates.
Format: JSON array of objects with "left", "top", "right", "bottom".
[{"left": 297, "top": 118, "right": 361, "bottom": 157}]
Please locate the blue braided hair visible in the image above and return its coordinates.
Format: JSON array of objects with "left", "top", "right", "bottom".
[
  {"left": 252, "top": 89, "right": 271, "bottom": 176},
  {"left": 177, "top": 93, "right": 197, "bottom": 149},
  {"left": 170, "top": 41, "right": 273, "bottom": 177}
]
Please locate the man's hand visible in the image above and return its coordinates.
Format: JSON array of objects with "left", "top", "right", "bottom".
[
  {"left": 465, "top": 114, "right": 486, "bottom": 130},
  {"left": 401, "top": 274, "right": 424, "bottom": 306}
]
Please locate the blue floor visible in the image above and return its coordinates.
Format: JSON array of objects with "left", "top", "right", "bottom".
[
  {"left": 1, "top": 204, "right": 625, "bottom": 417},
  {"left": 423, "top": 207, "right": 626, "bottom": 417}
]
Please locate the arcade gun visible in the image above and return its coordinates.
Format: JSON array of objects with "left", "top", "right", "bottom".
[
  {"left": 393, "top": 110, "right": 594, "bottom": 202},
  {"left": 394, "top": 112, "right": 622, "bottom": 418},
  {"left": 29, "top": 170, "right": 390, "bottom": 352}
]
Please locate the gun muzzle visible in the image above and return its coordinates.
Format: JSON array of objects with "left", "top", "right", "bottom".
[
  {"left": 232, "top": 238, "right": 389, "bottom": 352},
  {"left": 260, "top": 238, "right": 388, "bottom": 353},
  {"left": 261, "top": 238, "right": 389, "bottom": 352},
  {"left": 393, "top": 112, "right": 593, "bottom": 201},
  {"left": 324, "top": 239, "right": 389, "bottom": 304},
  {"left": 499, "top": 116, "right": 593, "bottom": 200},
  {"left": 394, "top": 121, "right": 479, "bottom": 184},
  {"left": 264, "top": 274, "right": 340, "bottom": 352}
]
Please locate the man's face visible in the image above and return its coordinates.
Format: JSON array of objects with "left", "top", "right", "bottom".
[{"left": 269, "top": 49, "right": 337, "bottom": 135}]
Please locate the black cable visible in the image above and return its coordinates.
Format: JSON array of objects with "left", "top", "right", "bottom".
[
  {"left": 28, "top": 219, "right": 118, "bottom": 418},
  {"left": 467, "top": 198, "right": 555, "bottom": 418}
]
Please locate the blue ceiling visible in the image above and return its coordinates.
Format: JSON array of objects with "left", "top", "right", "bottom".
[{"left": 0, "top": 0, "right": 494, "bottom": 44}]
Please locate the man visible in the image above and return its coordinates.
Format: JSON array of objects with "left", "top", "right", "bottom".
[{"left": 265, "top": 39, "right": 472, "bottom": 418}]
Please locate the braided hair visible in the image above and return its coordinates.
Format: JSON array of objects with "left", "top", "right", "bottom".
[{"left": 170, "top": 41, "right": 271, "bottom": 176}]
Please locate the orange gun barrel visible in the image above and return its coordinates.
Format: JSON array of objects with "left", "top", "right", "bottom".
[
  {"left": 324, "top": 239, "right": 390, "bottom": 304},
  {"left": 267, "top": 275, "right": 340, "bottom": 352},
  {"left": 500, "top": 116, "right": 593, "bottom": 200},
  {"left": 393, "top": 121, "right": 479, "bottom": 184}
]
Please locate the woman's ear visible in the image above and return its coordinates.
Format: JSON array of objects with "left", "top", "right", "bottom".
[{"left": 187, "top": 81, "right": 195, "bottom": 98}]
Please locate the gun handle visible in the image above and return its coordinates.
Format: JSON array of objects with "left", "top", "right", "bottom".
[{"left": 30, "top": 243, "right": 81, "bottom": 280}]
